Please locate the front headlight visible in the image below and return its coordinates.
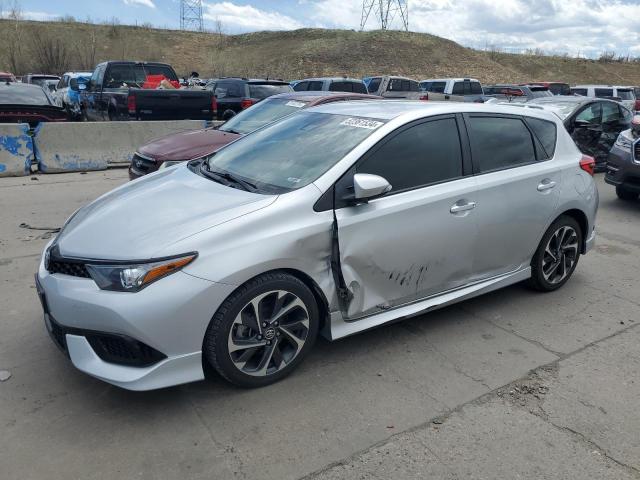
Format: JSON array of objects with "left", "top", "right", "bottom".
[
  {"left": 86, "top": 253, "right": 197, "bottom": 292},
  {"left": 614, "top": 133, "right": 633, "bottom": 150}
]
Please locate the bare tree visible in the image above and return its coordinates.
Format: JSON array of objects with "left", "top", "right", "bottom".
[
  {"left": 30, "top": 29, "right": 70, "bottom": 73},
  {"left": 73, "top": 27, "right": 97, "bottom": 70}
]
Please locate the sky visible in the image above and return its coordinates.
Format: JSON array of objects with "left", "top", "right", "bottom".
[{"left": 5, "top": 0, "right": 640, "bottom": 58}]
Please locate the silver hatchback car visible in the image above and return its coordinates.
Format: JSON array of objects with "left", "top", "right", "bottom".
[{"left": 36, "top": 101, "right": 598, "bottom": 390}]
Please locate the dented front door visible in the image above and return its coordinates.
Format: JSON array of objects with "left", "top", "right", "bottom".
[{"left": 334, "top": 177, "right": 478, "bottom": 320}]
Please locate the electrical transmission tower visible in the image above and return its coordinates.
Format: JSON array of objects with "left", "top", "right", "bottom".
[
  {"left": 360, "top": 0, "right": 409, "bottom": 31},
  {"left": 180, "top": 0, "right": 204, "bottom": 31}
]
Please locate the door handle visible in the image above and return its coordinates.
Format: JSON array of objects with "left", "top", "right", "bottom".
[
  {"left": 450, "top": 201, "right": 477, "bottom": 214},
  {"left": 537, "top": 180, "right": 556, "bottom": 192}
]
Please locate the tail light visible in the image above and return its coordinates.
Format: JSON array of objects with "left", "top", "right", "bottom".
[
  {"left": 579, "top": 155, "right": 595, "bottom": 176},
  {"left": 127, "top": 94, "right": 136, "bottom": 115},
  {"left": 419, "top": 93, "right": 429, "bottom": 101},
  {"left": 635, "top": 99, "right": 640, "bottom": 111},
  {"left": 212, "top": 95, "right": 217, "bottom": 115},
  {"left": 240, "top": 99, "right": 254, "bottom": 110}
]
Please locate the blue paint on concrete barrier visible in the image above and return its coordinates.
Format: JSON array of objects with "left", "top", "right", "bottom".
[{"left": 0, "top": 124, "right": 33, "bottom": 177}]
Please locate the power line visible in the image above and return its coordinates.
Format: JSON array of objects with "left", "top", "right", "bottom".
[
  {"left": 360, "top": 0, "right": 409, "bottom": 31},
  {"left": 180, "top": 0, "right": 204, "bottom": 32}
]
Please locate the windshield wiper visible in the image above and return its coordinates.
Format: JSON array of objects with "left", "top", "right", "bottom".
[{"left": 200, "top": 163, "right": 258, "bottom": 192}]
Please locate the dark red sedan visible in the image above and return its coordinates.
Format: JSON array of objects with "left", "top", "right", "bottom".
[{"left": 128, "top": 91, "right": 378, "bottom": 179}]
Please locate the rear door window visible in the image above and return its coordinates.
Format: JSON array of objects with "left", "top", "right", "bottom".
[
  {"left": 452, "top": 82, "right": 464, "bottom": 95},
  {"left": 602, "top": 101, "right": 622, "bottom": 124},
  {"left": 470, "top": 81, "right": 483, "bottom": 94},
  {"left": 595, "top": 88, "right": 614, "bottom": 98},
  {"left": 467, "top": 116, "right": 537, "bottom": 173},
  {"left": 307, "top": 81, "right": 324, "bottom": 91},
  {"left": 571, "top": 88, "right": 588, "bottom": 96},
  {"left": 387, "top": 79, "right": 414, "bottom": 92},
  {"left": 357, "top": 117, "right": 464, "bottom": 192}
]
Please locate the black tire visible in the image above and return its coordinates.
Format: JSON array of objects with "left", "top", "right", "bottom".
[
  {"left": 616, "top": 186, "right": 638, "bottom": 201},
  {"left": 203, "top": 272, "right": 319, "bottom": 388},
  {"left": 529, "top": 215, "right": 582, "bottom": 292}
]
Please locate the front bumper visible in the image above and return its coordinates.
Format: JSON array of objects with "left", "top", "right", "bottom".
[{"left": 36, "top": 254, "right": 236, "bottom": 390}]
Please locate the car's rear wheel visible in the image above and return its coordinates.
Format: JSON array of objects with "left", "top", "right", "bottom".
[
  {"left": 529, "top": 215, "right": 582, "bottom": 292},
  {"left": 203, "top": 272, "right": 319, "bottom": 388},
  {"left": 616, "top": 186, "right": 638, "bottom": 201}
]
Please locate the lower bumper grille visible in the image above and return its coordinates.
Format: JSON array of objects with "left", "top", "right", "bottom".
[{"left": 47, "top": 315, "right": 166, "bottom": 367}]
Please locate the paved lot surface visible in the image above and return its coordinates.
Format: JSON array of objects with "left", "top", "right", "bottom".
[{"left": 1, "top": 171, "right": 639, "bottom": 480}]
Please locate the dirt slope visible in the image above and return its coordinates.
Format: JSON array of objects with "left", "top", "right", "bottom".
[{"left": 1, "top": 20, "right": 639, "bottom": 85}]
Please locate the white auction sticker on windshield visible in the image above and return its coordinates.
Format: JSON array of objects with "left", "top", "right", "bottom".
[
  {"left": 340, "top": 118, "right": 384, "bottom": 129},
  {"left": 286, "top": 101, "right": 306, "bottom": 108}
]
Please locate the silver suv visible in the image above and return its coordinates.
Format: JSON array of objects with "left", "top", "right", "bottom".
[{"left": 36, "top": 101, "right": 598, "bottom": 390}]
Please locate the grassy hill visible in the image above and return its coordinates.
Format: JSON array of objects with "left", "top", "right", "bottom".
[{"left": 1, "top": 19, "right": 640, "bottom": 85}]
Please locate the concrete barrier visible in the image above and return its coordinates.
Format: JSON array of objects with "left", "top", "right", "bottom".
[
  {"left": 0, "top": 124, "right": 33, "bottom": 177},
  {"left": 35, "top": 120, "right": 211, "bottom": 173}
]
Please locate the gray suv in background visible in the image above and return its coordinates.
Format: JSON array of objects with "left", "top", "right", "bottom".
[
  {"left": 605, "top": 116, "right": 640, "bottom": 200},
  {"left": 36, "top": 101, "right": 597, "bottom": 390},
  {"left": 293, "top": 77, "right": 368, "bottom": 94},
  {"left": 365, "top": 75, "right": 423, "bottom": 99}
]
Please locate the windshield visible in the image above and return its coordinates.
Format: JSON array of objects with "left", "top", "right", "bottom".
[
  {"left": 206, "top": 112, "right": 385, "bottom": 193},
  {"left": 219, "top": 97, "right": 310, "bottom": 135},
  {"left": 0, "top": 86, "right": 51, "bottom": 105},
  {"left": 248, "top": 83, "right": 292, "bottom": 100}
]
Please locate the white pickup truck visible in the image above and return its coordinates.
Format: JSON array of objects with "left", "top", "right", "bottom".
[{"left": 419, "top": 78, "right": 485, "bottom": 102}]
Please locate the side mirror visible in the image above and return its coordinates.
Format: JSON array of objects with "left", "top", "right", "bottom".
[
  {"left": 69, "top": 78, "right": 79, "bottom": 91},
  {"left": 48, "top": 84, "right": 56, "bottom": 92},
  {"left": 353, "top": 173, "right": 392, "bottom": 202}
]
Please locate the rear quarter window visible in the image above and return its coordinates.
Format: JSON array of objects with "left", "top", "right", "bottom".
[
  {"left": 525, "top": 117, "right": 557, "bottom": 159},
  {"left": 571, "top": 88, "right": 588, "bottom": 96}
]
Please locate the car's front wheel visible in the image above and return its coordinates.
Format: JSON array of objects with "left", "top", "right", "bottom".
[
  {"left": 616, "top": 186, "right": 638, "bottom": 201},
  {"left": 529, "top": 215, "right": 582, "bottom": 292},
  {"left": 203, "top": 272, "right": 319, "bottom": 388}
]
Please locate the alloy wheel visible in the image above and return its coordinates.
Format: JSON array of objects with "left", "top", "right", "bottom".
[
  {"left": 542, "top": 226, "right": 579, "bottom": 285},
  {"left": 227, "top": 290, "right": 310, "bottom": 377}
]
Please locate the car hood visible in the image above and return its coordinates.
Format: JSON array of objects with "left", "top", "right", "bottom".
[
  {"left": 55, "top": 165, "right": 276, "bottom": 260},
  {"left": 137, "top": 128, "right": 241, "bottom": 162}
]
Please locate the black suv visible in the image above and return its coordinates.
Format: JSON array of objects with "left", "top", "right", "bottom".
[
  {"left": 206, "top": 78, "right": 293, "bottom": 120},
  {"left": 605, "top": 117, "right": 640, "bottom": 200}
]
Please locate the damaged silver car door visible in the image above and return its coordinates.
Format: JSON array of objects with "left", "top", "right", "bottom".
[{"left": 333, "top": 116, "right": 479, "bottom": 319}]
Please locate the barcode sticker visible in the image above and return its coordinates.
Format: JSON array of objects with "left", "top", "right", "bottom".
[{"left": 340, "top": 118, "right": 384, "bottom": 129}]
